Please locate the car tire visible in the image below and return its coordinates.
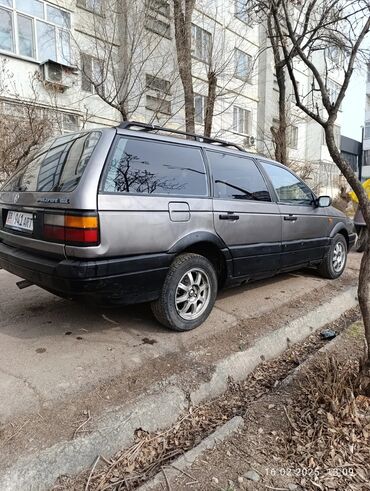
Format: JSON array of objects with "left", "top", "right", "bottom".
[
  {"left": 151, "top": 253, "right": 218, "bottom": 331},
  {"left": 354, "top": 227, "right": 367, "bottom": 253},
  {"left": 318, "top": 233, "right": 347, "bottom": 279}
]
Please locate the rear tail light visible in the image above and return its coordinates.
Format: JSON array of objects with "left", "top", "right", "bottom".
[{"left": 43, "top": 214, "right": 99, "bottom": 246}]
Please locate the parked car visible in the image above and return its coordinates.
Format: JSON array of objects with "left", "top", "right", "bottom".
[{"left": 0, "top": 122, "right": 356, "bottom": 331}]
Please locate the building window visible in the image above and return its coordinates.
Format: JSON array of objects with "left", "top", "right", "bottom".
[
  {"left": 146, "top": 74, "right": 171, "bottom": 94},
  {"left": 145, "top": 14, "right": 171, "bottom": 38},
  {"left": 145, "top": 0, "right": 170, "bottom": 17},
  {"left": 289, "top": 125, "right": 298, "bottom": 149},
  {"left": 234, "top": 0, "right": 248, "bottom": 23},
  {"left": 61, "top": 113, "right": 79, "bottom": 133},
  {"left": 334, "top": 125, "right": 341, "bottom": 147},
  {"left": 81, "top": 54, "right": 105, "bottom": 96},
  {"left": 194, "top": 94, "right": 207, "bottom": 124},
  {"left": 0, "top": 0, "right": 71, "bottom": 64},
  {"left": 233, "top": 106, "right": 250, "bottom": 135},
  {"left": 365, "top": 123, "right": 370, "bottom": 140},
  {"left": 364, "top": 150, "right": 370, "bottom": 167},
  {"left": 234, "top": 48, "right": 252, "bottom": 81},
  {"left": 146, "top": 94, "right": 171, "bottom": 115},
  {"left": 0, "top": 8, "right": 14, "bottom": 52},
  {"left": 76, "top": 0, "right": 102, "bottom": 14},
  {"left": 192, "top": 24, "right": 211, "bottom": 62},
  {"left": 327, "top": 46, "right": 341, "bottom": 65},
  {"left": 326, "top": 79, "right": 340, "bottom": 104}
]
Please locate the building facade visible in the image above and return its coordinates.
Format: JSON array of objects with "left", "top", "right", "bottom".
[
  {"left": 0, "top": 0, "right": 344, "bottom": 195},
  {"left": 362, "top": 62, "right": 370, "bottom": 180}
]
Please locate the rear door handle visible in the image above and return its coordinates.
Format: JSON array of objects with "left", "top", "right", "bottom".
[
  {"left": 219, "top": 213, "right": 239, "bottom": 221},
  {"left": 284, "top": 215, "right": 297, "bottom": 222}
]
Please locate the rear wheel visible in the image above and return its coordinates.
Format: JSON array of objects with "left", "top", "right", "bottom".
[
  {"left": 151, "top": 253, "right": 218, "bottom": 331},
  {"left": 318, "top": 233, "right": 347, "bottom": 279}
]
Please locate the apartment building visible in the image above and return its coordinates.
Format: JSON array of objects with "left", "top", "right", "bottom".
[
  {"left": 0, "top": 0, "right": 343, "bottom": 195},
  {"left": 363, "top": 62, "right": 370, "bottom": 180}
]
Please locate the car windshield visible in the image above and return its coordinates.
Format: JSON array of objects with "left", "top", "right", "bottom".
[{"left": 1, "top": 131, "right": 101, "bottom": 193}]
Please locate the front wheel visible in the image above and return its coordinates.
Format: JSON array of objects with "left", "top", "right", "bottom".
[
  {"left": 151, "top": 253, "right": 218, "bottom": 331},
  {"left": 317, "top": 233, "right": 347, "bottom": 279}
]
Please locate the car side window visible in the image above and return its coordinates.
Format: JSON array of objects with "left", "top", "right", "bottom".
[
  {"left": 261, "top": 162, "right": 313, "bottom": 205},
  {"left": 102, "top": 137, "right": 208, "bottom": 196},
  {"left": 207, "top": 151, "right": 271, "bottom": 202}
]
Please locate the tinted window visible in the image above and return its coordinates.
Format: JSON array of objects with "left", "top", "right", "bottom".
[
  {"left": 103, "top": 138, "right": 208, "bottom": 196},
  {"left": 207, "top": 151, "right": 271, "bottom": 201},
  {"left": 2, "top": 132, "right": 101, "bottom": 192},
  {"left": 261, "top": 162, "right": 313, "bottom": 204}
]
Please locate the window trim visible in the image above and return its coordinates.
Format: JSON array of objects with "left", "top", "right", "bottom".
[
  {"left": 191, "top": 23, "right": 212, "bottom": 62},
  {"left": 0, "top": 0, "right": 72, "bottom": 64},
  {"left": 99, "top": 135, "right": 210, "bottom": 198},
  {"left": 232, "top": 105, "right": 251, "bottom": 135},
  {"left": 259, "top": 160, "right": 315, "bottom": 207},
  {"left": 205, "top": 149, "right": 272, "bottom": 203},
  {"left": 234, "top": 48, "right": 252, "bottom": 82}
]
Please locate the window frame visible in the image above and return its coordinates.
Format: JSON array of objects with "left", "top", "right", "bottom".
[
  {"left": 259, "top": 160, "right": 315, "bottom": 207},
  {"left": 191, "top": 24, "right": 211, "bottom": 62},
  {"left": 76, "top": 0, "right": 103, "bottom": 16},
  {"left": 233, "top": 105, "right": 251, "bottom": 135},
  {"left": 0, "top": 0, "right": 71, "bottom": 64},
  {"left": 206, "top": 149, "right": 272, "bottom": 203},
  {"left": 194, "top": 93, "right": 207, "bottom": 125},
  {"left": 81, "top": 53, "right": 105, "bottom": 96},
  {"left": 99, "top": 135, "right": 210, "bottom": 198},
  {"left": 234, "top": 48, "right": 252, "bottom": 82}
]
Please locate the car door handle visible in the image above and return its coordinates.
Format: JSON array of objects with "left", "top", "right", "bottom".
[
  {"left": 219, "top": 213, "right": 240, "bottom": 221},
  {"left": 284, "top": 215, "right": 297, "bottom": 222}
]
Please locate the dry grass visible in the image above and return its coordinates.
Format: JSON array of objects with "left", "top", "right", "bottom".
[{"left": 283, "top": 356, "right": 370, "bottom": 490}]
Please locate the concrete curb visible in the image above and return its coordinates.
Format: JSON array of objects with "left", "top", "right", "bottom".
[
  {"left": 0, "top": 286, "right": 358, "bottom": 490},
  {"left": 138, "top": 416, "right": 244, "bottom": 491},
  {"left": 191, "top": 286, "right": 358, "bottom": 405}
]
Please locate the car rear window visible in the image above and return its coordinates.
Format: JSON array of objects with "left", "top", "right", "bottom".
[
  {"left": 2, "top": 131, "right": 101, "bottom": 193},
  {"left": 101, "top": 137, "right": 208, "bottom": 196}
]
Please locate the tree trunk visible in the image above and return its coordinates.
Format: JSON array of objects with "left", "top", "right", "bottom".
[
  {"left": 325, "top": 123, "right": 370, "bottom": 391},
  {"left": 267, "top": 16, "right": 288, "bottom": 165},
  {"left": 173, "top": 0, "right": 195, "bottom": 134},
  {"left": 204, "top": 70, "right": 217, "bottom": 137},
  {"left": 274, "top": 63, "right": 288, "bottom": 165}
]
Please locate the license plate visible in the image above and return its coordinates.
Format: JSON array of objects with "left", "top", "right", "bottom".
[{"left": 5, "top": 210, "right": 34, "bottom": 232}]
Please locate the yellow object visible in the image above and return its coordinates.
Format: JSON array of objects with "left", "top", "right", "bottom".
[{"left": 348, "top": 179, "right": 370, "bottom": 203}]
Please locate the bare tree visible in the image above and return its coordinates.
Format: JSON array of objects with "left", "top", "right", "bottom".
[
  {"left": 249, "top": 0, "right": 370, "bottom": 388},
  {"left": 0, "top": 61, "right": 54, "bottom": 181},
  {"left": 172, "top": 0, "right": 196, "bottom": 133},
  {"left": 76, "top": 0, "right": 179, "bottom": 123}
]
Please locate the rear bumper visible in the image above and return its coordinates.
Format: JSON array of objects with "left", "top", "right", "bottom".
[{"left": 0, "top": 242, "right": 174, "bottom": 304}]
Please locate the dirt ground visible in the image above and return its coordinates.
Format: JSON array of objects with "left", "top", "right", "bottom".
[
  {"left": 53, "top": 309, "right": 366, "bottom": 491},
  {"left": 163, "top": 323, "right": 369, "bottom": 491}
]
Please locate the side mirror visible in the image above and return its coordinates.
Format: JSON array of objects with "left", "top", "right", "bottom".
[{"left": 317, "top": 195, "right": 332, "bottom": 207}]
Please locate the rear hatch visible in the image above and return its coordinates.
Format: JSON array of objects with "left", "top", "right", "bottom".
[{"left": 0, "top": 130, "right": 105, "bottom": 259}]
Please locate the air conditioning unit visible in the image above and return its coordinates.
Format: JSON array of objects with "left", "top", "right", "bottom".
[
  {"left": 243, "top": 135, "right": 256, "bottom": 148},
  {"left": 41, "top": 60, "right": 72, "bottom": 92}
]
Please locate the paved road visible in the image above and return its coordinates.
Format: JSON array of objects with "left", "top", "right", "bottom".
[{"left": 0, "top": 253, "right": 361, "bottom": 424}]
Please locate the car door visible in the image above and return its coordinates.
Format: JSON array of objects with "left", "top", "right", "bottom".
[
  {"left": 260, "top": 161, "right": 330, "bottom": 270},
  {"left": 206, "top": 150, "right": 282, "bottom": 279}
]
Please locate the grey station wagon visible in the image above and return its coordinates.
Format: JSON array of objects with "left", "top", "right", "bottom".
[{"left": 0, "top": 122, "right": 356, "bottom": 331}]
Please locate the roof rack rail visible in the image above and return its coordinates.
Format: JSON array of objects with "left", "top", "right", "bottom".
[{"left": 117, "top": 121, "right": 245, "bottom": 152}]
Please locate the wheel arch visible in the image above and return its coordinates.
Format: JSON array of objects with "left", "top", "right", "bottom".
[
  {"left": 168, "top": 232, "right": 232, "bottom": 287},
  {"left": 330, "top": 224, "right": 349, "bottom": 248}
]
